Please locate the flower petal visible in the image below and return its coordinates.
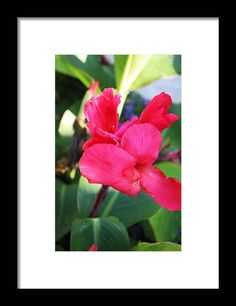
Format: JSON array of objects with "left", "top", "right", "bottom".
[
  {"left": 138, "top": 92, "right": 179, "bottom": 131},
  {"left": 84, "top": 88, "right": 120, "bottom": 135},
  {"left": 121, "top": 123, "right": 162, "bottom": 165},
  {"left": 115, "top": 116, "right": 139, "bottom": 139},
  {"left": 88, "top": 244, "right": 97, "bottom": 251},
  {"left": 83, "top": 126, "right": 119, "bottom": 150},
  {"left": 138, "top": 165, "right": 181, "bottom": 211},
  {"left": 79, "top": 144, "right": 140, "bottom": 196}
]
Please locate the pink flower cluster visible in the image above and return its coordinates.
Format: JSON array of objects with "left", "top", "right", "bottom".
[{"left": 79, "top": 88, "right": 181, "bottom": 211}]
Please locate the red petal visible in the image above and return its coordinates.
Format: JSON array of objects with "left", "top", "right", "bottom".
[
  {"left": 83, "top": 125, "right": 119, "bottom": 150},
  {"left": 115, "top": 116, "right": 139, "bottom": 139},
  {"left": 84, "top": 88, "right": 120, "bottom": 135},
  {"left": 79, "top": 144, "right": 140, "bottom": 196},
  {"left": 138, "top": 92, "right": 179, "bottom": 131},
  {"left": 138, "top": 165, "right": 181, "bottom": 211},
  {"left": 88, "top": 244, "right": 97, "bottom": 251},
  {"left": 121, "top": 123, "right": 162, "bottom": 166}
]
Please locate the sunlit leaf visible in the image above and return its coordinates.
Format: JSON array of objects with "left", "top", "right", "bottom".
[
  {"left": 76, "top": 54, "right": 87, "bottom": 63},
  {"left": 130, "top": 55, "right": 179, "bottom": 90},
  {"left": 115, "top": 55, "right": 179, "bottom": 94},
  {"left": 132, "top": 242, "right": 181, "bottom": 251}
]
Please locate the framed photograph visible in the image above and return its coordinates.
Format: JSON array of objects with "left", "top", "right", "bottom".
[{"left": 18, "top": 18, "right": 219, "bottom": 288}]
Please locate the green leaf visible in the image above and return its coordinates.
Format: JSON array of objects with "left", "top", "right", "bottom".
[
  {"left": 149, "top": 209, "right": 181, "bottom": 242},
  {"left": 173, "top": 55, "right": 181, "bottom": 74},
  {"left": 115, "top": 55, "right": 151, "bottom": 94},
  {"left": 69, "top": 100, "right": 83, "bottom": 117},
  {"left": 156, "top": 161, "right": 181, "bottom": 181},
  {"left": 114, "top": 55, "right": 179, "bottom": 114},
  {"left": 162, "top": 103, "right": 181, "bottom": 151},
  {"left": 77, "top": 176, "right": 160, "bottom": 227},
  {"left": 115, "top": 55, "right": 179, "bottom": 93},
  {"left": 55, "top": 55, "right": 94, "bottom": 87},
  {"left": 130, "top": 55, "right": 179, "bottom": 90},
  {"left": 132, "top": 242, "right": 181, "bottom": 251},
  {"left": 70, "top": 217, "right": 130, "bottom": 251},
  {"left": 99, "top": 189, "right": 160, "bottom": 227},
  {"left": 56, "top": 133, "right": 62, "bottom": 160},
  {"left": 77, "top": 176, "right": 100, "bottom": 218},
  {"left": 56, "top": 175, "right": 101, "bottom": 241},
  {"left": 56, "top": 179, "right": 79, "bottom": 241},
  {"left": 149, "top": 162, "right": 181, "bottom": 242},
  {"left": 63, "top": 55, "right": 115, "bottom": 90},
  {"left": 55, "top": 72, "right": 85, "bottom": 131}
]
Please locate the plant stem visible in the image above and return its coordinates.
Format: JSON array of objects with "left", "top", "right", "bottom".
[{"left": 89, "top": 185, "right": 109, "bottom": 218}]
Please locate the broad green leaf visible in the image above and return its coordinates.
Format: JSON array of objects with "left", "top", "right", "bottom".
[
  {"left": 173, "top": 55, "right": 181, "bottom": 74},
  {"left": 56, "top": 133, "right": 62, "bottom": 160},
  {"left": 130, "top": 55, "right": 180, "bottom": 90},
  {"left": 56, "top": 179, "right": 78, "bottom": 241},
  {"left": 114, "top": 55, "right": 128, "bottom": 90},
  {"left": 78, "top": 175, "right": 160, "bottom": 227},
  {"left": 115, "top": 55, "right": 179, "bottom": 114},
  {"left": 149, "top": 209, "right": 181, "bottom": 242},
  {"left": 70, "top": 217, "right": 130, "bottom": 251},
  {"left": 63, "top": 55, "right": 115, "bottom": 90},
  {"left": 56, "top": 72, "right": 85, "bottom": 130},
  {"left": 115, "top": 55, "right": 179, "bottom": 94},
  {"left": 56, "top": 176, "right": 100, "bottom": 241},
  {"left": 156, "top": 161, "right": 181, "bottom": 181},
  {"left": 132, "top": 242, "right": 181, "bottom": 251},
  {"left": 77, "top": 176, "right": 100, "bottom": 218},
  {"left": 149, "top": 162, "right": 181, "bottom": 242},
  {"left": 99, "top": 188, "right": 160, "bottom": 227},
  {"left": 55, "top": 55, "right": 94, "bottom": 87},
  {"left": 162, "top": 103, "right": 181, "bottom": 151},
  {"left": 115, "top": 55, "right": 151, "bottom": 94}
]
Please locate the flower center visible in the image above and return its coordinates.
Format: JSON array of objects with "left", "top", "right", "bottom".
[{"left": 123, "top": 166, "right": 142, "bottom": 184}]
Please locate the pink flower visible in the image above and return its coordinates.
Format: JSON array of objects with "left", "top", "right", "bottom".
[
  {"left": 79, "top": 123, "right": 181, "bottom": 211},
  {"left": 88, "top": 244, "right": 97, "bottom": 251},
  {"left": 83, "top": 90, "right": 178, "bottom": 150},
  {"left": 79, "top": 88, "right": 181, "bottom": 211},
  {"left": 138, "top": 92, "right": 179, "bottom": 131},
  {"left": 83, "top": 88, "right": 121, "bottom": 150}
]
